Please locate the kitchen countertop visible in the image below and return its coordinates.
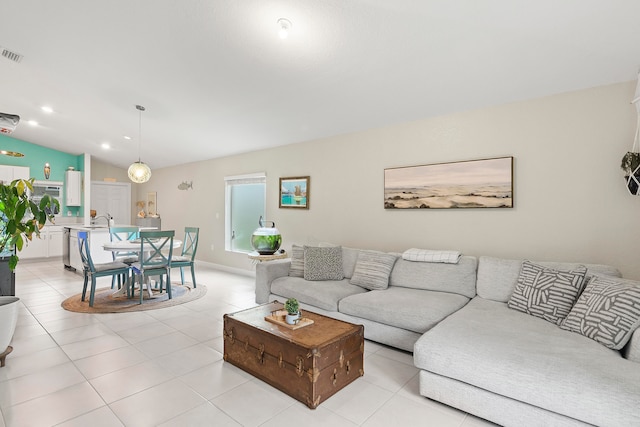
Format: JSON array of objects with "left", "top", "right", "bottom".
[
  {"left": 66, "top": 224, "right": 137, "bottom": 231},
  {"left": 66, "top": 225, "right": 159, "bottom": 232}
]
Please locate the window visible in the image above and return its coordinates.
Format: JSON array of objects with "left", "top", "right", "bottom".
[{"left": 225, "top": 173, "right": 266, "bottom": 253}]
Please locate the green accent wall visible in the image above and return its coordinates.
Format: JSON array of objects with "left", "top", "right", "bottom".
[{"left": 0, "top": 134, "right": 84, "bottom": 214}]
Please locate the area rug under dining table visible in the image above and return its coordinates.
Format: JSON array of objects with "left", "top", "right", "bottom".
[{"left": 61, "top": 283, "right": 207, "bottom": 313}]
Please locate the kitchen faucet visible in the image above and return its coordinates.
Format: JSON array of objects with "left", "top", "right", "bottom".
[{"left": 91, "top": 213, "right": 113, "bottom": 226}]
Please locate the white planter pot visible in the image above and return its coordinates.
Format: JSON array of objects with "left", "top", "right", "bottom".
[
  {"left": 0, "top": 296, "right": 19, "bottom": 366},
  {"left": 285, "top": 312, "right": 300, "bottom": 325}
]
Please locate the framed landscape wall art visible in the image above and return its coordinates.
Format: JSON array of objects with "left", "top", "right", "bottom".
[
  {"left": 279, "top": 176, "right": 310, "bottom": 209},
  {"left": 384, "top": 157, "right": 513, "bottom": 209},
  {"left": 147, "top": 192, "right": 157, "bottom": 216}
]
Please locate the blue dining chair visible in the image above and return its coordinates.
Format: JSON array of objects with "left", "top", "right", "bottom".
[
  {"left": 130, "top": 230, "right": 175, "bottom": 304},
  {"left": 77, "top": 231, "right": 131, "bottom": 307},
  {"left": 170, "top": 227, "right": 199, "bottom": 287},
  {"left": 109, "top": 226, "right": 139, "bottom": 289}
]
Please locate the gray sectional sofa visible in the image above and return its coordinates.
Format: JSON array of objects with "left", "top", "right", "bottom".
[{"left": 255, "top": 246, "right": 640, "bottom": 427}]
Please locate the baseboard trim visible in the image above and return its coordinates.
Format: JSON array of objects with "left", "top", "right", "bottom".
[{"left": 194, "top": 260, "right": 255, "bottom": 278}]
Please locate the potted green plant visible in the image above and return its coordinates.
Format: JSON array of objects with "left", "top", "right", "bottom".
[
  {"left": 284, "top": 297, "right": 300, "bottom": 325},
  {"left": 0, "top": 178, "right": 59, "bottom": 366},
  {"left": 621, "top": 151, "right": 640, "bottom": 194}
]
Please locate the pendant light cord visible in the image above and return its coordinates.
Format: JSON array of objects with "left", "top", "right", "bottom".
[{"left": 136, "top": 105, "right": 145, "bottom": 162}]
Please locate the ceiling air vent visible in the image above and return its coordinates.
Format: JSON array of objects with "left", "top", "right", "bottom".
[{"left": 0, "top": 46, "right": 23, "bottom": 63}]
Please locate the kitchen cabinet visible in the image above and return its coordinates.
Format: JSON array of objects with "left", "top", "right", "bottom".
[
  {"left": 67, "top": 227, "right": 112, "bottom": 273},
  {"left": 136, "top": 217, "right": 161, "bottom": 230},
  {"left": 0, "top": 165, "right": 29, "bottom": 184},
  {"left": 20, "top": 226, "right": 64, "bottom": 259},
  {"left": 69, "top": 229, "right": 81, "bottom": 272},
  {"left": 48, "top": 228, "right": 64, "bottom": 257},
  {"left": 65, "top": 170, "right": 82, "bottom": 206}
]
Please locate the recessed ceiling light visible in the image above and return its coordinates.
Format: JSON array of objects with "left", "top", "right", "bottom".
[
  {"left": 123, "top": 135, "right": 131, "bottom": 140},
  {"left": 41, "top": 106, "right": 53, "bottom": 114},
  {"left": 277, "top": 18, "right": 292, "bottom": 39},
  {"left": 27, "top": 120, "right": 38, "bottom": 126},
  {"left": 101, "top": 143, "right": 110, "bottom": 149}
]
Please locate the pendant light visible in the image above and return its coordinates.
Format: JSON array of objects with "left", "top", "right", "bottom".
[{"left": 128, "top": 104, "right": 152, "bottom": 183}]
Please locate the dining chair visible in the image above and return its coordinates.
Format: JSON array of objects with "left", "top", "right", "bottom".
[
  {"left": 109, "top": 226, "right": 139, "bottom": 289},
  {"left": 77, "top": 231, "right": 132, "bottom": 307},
  {"left": 130, "top": 230, "right": 175, "bottom": 304},
  {"left": 170, "top": 227, "right": 199, "bottom": 287}
]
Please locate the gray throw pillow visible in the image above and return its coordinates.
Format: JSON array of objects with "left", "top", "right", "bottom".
[
  {"left": 350, "top": 251, "right": 398, "bottom": 290},
  {"left": 560, "top": 276, "right": 640, "bottom": 350},
  {"left": 508, "top": 260, "right": 587, "bottom": 325},
  {"left": 303, "top": 246, "right": 344, "bottom": 281},
  {"left": 288, "top": 244, "right": 304, "bottom": 277}
]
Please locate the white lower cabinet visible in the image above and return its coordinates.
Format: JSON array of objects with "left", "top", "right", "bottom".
[
  {"left": 68, "top": 228, "right": 112, "bottom": 272},
  {"left": 21, "top": 226, "right": 65, "bottom": 259},
  {"left": 69, "top": 229, "right": 82, "bottom": 272},
  {"left": 48, "top": 228, "right": 64, "bottom": 257}
]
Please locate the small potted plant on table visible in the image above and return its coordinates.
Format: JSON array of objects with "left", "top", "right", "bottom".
[{"left": 284, "top": 297, "right": 300, "bottom": 325}]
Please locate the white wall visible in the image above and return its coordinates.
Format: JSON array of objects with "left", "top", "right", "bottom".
[{"left": 137, "top": 81, "right": 640, "bottom": 279}]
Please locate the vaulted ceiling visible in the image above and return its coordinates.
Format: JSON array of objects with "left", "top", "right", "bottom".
[{"left": 1, "top": 0, "right": 639, "bottom": 170}]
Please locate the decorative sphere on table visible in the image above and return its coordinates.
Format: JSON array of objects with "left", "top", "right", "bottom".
[{"left": 251, "top": 216, "right": 282, "bottom": 255}]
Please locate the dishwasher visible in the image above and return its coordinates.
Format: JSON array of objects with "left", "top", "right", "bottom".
[{"left": 63, "top": 227, "right": 73, "bottom": 270}]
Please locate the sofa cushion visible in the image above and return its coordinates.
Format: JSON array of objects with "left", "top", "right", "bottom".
[
  {"left": 339, "top": 286, "right": 469, "bottom": 334},
  {"left": 561, "top": 276, "right": 640, "bottom": 350},
  {"left": 414, "top": 297, "right": 640, "bottom": 427},
  {"left": 389, "top": 256, "right": 477, "bottom": 298},
  {"left": 507, "top": 261, "right": 588, "bottom": 325},
  {"left": 270, "top": 276, "right": 365, "bottom": 311},
  {"left": 477, "top": 256, "right": 622, "bottom": 303},
  {"left": 341, "top": 246, "right": 360, "bottom": 279},
  {"left": 303, "top": 246, "right": 344, "bottom": 281},
  {"left": 288, "top": 244, "right": 305, "bottom": 277},
  {"left": 349, "top": 251, "right": 398, "bottom": 290}
]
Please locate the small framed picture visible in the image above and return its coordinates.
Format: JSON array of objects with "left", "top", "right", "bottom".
[
  {"left": 147, "top": 192, "right": 157, "bottom": 216},
  {"left": 279, "top": 176, "right": 310, "bottom": 209}
]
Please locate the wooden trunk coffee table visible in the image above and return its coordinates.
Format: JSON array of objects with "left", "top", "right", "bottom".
[{"left": 223, "top": 301, "right": 364, "bottom": 409}]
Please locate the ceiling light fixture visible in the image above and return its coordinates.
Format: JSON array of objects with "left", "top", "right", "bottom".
[
  {"left": 127, "top": 105, "right": 152, "bottom": 184},
  {"left": 277, "top": 18, "right": 292, "bottom": 39}
]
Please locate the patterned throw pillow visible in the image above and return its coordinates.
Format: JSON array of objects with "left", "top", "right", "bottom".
[
  {"left": 303, "top": 246, "right": 344, "bottom": 281},
  {"left": 508, "top": 261, "right": 588, "bottom": 325},
  {"left": 288, "top": 244, "right": 304, "bottom": 277},
  {"left": 560, "top": 276, "right": 640, "bottom": 350},
  {"left": 350, "top": 251, "right": 398, "bottom": 290}
]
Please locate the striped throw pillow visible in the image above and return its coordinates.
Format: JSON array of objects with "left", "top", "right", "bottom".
[
  {"left": 561, "top": 276, "right": 640, "bottom": 350},
  {"left": 508, "top": 260, "right": 587, "bottom": 325},
  {"left": 288, "top": 244, "right": 305, "bottom": 277},
  {"left": 350, "top": 251, "right": 398, "bottom": 290}
]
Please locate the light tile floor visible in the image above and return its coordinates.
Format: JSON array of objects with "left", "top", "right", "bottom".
[{"left": 0, "top": 260, "right": 497, "bottom": 427}]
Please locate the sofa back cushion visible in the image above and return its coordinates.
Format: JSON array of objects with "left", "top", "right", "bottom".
[
  {"left": 477, "top": 256, "right": 622, "bottom": 302},
  {"left": 389, "top": 256, "right": 477, "bottom": 298},
  {"left": 341, "top": 246, "right": 361, "bottom": 279}
]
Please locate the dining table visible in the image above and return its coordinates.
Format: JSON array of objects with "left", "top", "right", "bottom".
[{"left": 102, "top": 239, "right": 183, "bottom": 297}]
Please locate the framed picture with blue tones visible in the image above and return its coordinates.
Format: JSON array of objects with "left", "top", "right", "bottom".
[{"left": 279, "top": 176, "right": 310, "bottom": 209}]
